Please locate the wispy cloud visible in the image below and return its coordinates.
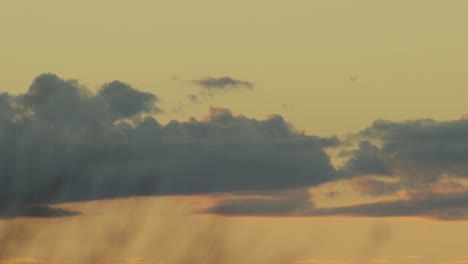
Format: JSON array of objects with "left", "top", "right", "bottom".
[{"left": 191, "top": 76, "right": 254, "bottom": 90}]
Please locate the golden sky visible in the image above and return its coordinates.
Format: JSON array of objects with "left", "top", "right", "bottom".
[
  {"left": 2, "top": 0, "right": 468, "bottom": 134},
  {"left": 1, "top": 1, "right": 468, "bottom": 264}
]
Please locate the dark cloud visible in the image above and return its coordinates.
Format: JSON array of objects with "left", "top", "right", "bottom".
[
  {"left": 337, "top": 118, "right": 468, "bottom": 194},
  {"left": 98, "top": 80, "right": 161, "bottom": 119},
  {"left": 0, "top": 205, "right": 79, "bottom": 219},
  {"left": 341, "top": 141, "right": 391, "bottom": 176},
  {"left": 357, "top": 119, "right": 468, "bottom": 177},
  {"left": 191, "top": 76, "right": 254, "bottom": 90},
  {"left": 0, "top": 73, "right": 337, "bottom": 217},
  {"left": 6, "top": 73, "right": 468, "bottom": 220},
  {"left": 203, "top": 116, "right": 468, "bottom": 220},
  {"left": 307, "top": 191, "right": 468, "bottom": 220}
]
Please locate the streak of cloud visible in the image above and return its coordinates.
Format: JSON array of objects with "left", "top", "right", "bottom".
[{"left": 191, "top": 76, "right": 254, "bottom": 90}]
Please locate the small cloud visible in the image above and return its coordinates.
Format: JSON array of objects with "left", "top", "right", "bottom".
[
  {"left": 191, "top": 76, "right": 254, "bottom": 90},
  {"left": 349, "top": 75, "right": 358, "bottom": 83},
  {"left": 187, "top": 94, "right": 199, "bottom": 104}
]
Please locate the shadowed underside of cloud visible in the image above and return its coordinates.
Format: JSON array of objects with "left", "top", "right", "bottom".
[
  {"left": 191, "top": 76, "right": 254, "bottom": 90},
  {"left": 0, "top": 205, "right": 79, "bottom": 219},
  {"left": 0, "top": 73, "right": 338, "bottom": 217}
]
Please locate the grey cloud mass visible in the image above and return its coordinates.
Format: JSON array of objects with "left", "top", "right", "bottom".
[
  {"left": 0, "top": 73, "right": 337, "bottom": 217},
  {"left": 356, "top": 119, "right": 468, "bottom": 177},
  {"left": 4, "top": 73, "right": 468, "bottom": 220},
  {"left": 203, "top": 118, "right": 468, "bottom": 220},
  {"left": 191, "top": 76, "right": 254, "bottom": 90}
]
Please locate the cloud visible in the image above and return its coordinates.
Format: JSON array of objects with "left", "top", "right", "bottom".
[
  {"left": 307, "top": 190, "right": 468, "bottom": 220},
  {"left": 0, "top": 205, "right": 79, "bottom": 219},
  {"left": 350, "top": 177, "right": 401, "bottom": 197},
  {"left": 202, "top": 116, "right": 468, "bottom": 220},
  {"left": 98, "top": 80, "right": 161, "bottom": 118},
  {"left": 187, "top": 94, "right": 199, "bottom": 104},
  {"left": 341, "top": 141, "right": 391, "bottom": 177},
  {"left": 202, "top": 189, "right": 315, "bottom": 216},
  {"left": 6, "top": 73, "right": 468, "bottom": 220},
  {"left": 337, "top": 118, "right": 468, "bottom": 195},
  {"left": 355, "top": 119, "right": 468, "bottom": 177},
  {"left": 0, "top": 73, "right": 338, "bottom": 217},
  {"left": 191, "top": 76, "right": 254, "bottom": 90}
]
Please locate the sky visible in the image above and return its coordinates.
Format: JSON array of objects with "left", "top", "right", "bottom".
[{"left": 1, "top": 1, "right": 468, "bottom": 263}]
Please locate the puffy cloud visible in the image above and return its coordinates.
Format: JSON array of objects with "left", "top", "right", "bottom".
[
  {"left": 98, "top": 80, "right": 160, "bottom": 119},
  {"left": 341, "top": 141, "right": 391, "bottom": 177},
  {"left": 191, "top": 76, "right": 254, "bottom": 90},
  {"left": 0, "top": 74, "right": 337, "bottom": 218},
  {"left": 357, "top": 119, "right": 468, "bottom": 176},
  {"left": 7, "top": 73, "right": 468, "bottom": 220}
]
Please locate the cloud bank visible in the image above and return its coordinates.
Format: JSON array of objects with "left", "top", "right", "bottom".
[
  {"left": 206, "top": 118, "right": 468, "bottom": 220},
  {"left": 0, "top": 73, "right": 336, "bottom": 217},
  {"left": 2, "top": 73, "right": 468, "bottom": 220}
]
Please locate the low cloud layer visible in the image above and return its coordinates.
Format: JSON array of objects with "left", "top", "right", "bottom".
[
  {"left": 203, "top": 189, "right": 315, "bottom": 216},
  {"left": 307, "top": 190, "right": 468, "bottom": 220},
  {"left": 0, "top": 73, "right": 336, "bottom": 217}
]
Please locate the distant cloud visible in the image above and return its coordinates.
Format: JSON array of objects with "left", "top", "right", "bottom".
[
  {"left": 307, "top": 190, "right": 468, "bottom": 220},
  {"left": 187, "top": 94, "right": 199, "bottom": 104},
  {"left": 191, "top": 76, "right": 254, "bottom": 90},
  {"left": 202, "top": 189, "right": 315, "bottom": 216}
]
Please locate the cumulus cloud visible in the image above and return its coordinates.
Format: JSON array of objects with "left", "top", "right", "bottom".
[
  {"left": 0, "top": 73, "right": 337, "bottom": 217},
  {"left": 5, "top": 73, "right": 468, "bottom": 220},
  {"left": 335, "top": 118, "right": 468, "bottom": 194},
  {"left": 341, "top": 141, "right": 391, "bottom": 177},
  {"left": 356, "top": 119, "right": 468, "bottom": 177},
  {"left": 191, "top": 76, "right": 254, "bottom": 90}
]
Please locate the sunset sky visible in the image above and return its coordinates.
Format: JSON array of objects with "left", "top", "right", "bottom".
[{"left": 1, "top": 1, "right": 468, "bottom": 264}]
